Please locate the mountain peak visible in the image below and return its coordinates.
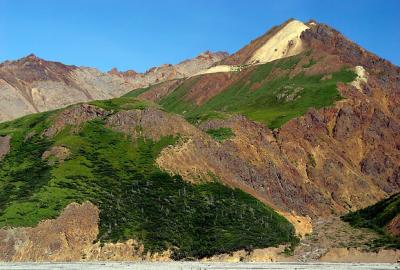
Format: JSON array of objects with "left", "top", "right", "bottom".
[
  {"left": 108, "top": 67, "right": 138, "bottom": 78},
  {"left": 25, "top": 53, "right": 39, "bottom": 60},
  {"left": 220, "top": 19, "right": 309, "bottom": 65},
  {"left": 19, "top": 53, "right": 44, "bottom": 64}
]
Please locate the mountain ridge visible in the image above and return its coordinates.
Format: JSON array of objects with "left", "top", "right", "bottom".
[
  {"left": 0, "top": 51, "right": 227, "bottom": 122},
  {"left": 0, "top": 18, "right": 399, "bottom": 262}
]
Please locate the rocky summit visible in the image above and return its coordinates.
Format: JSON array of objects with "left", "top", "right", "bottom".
[{"left": 0, "top": 19, "right": 398, "bottom": 263}]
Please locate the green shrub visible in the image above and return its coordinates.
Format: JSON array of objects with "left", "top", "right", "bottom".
[
  {"left": 206, "top": 127, "right": 234, "bottom": 141},
  {"left": 342, "top": 193, "right": 400, "bottom": 249}
]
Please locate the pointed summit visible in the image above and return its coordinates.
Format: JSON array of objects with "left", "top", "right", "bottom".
[
  {"left": 26, "top": 53, "right": 38, "bottom": 59},
  {"left": 19, "top": 53, "right": 43, "bottom": 63}
]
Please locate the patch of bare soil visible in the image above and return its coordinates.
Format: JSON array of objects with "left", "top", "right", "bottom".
[{"left": 0, "top": 135, "right": 11, "bottom": 160}]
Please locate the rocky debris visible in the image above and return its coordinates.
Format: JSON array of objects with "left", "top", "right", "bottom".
[
  {"left": 43, "top": 104, "right": 107, "bottom": 137},
  {"left": 319, "top": 248, "right": 400, "bottom": 263},
  {"left": 294, "top": 217, "right": 380, "bottom": 262},
  {"left": 220, "top": 19, "right": 296, "bottom": 65},
  {"left": 0, "top": 202, "right": 173, "bottom": 262},
  {"left": 0, "top": 135, "right": 11, "bottom": 161},
  {"left": 202, "top": 245, "right": 291, "bottom": 262},
  {"left": 42, "top": 146, "right": 71, "bottom": 164},
  {"left": 106, "top": 108, "right": 198, "bottom": 141},
  {"left": 108, "top": 67, "right": 138, "bottom": 78},
  {"left": 246, "top": 20, "right": 309, "bottom": 64}
]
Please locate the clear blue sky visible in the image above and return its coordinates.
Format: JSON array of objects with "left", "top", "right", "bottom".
[{"left": 1, "top": 0, "right": 399, "bottom": 72}]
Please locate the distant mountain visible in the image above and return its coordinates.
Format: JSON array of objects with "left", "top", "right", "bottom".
[
  {"left": 0, "top": 51, "right": 227, "bottom": 122},
  {"left": 0, "top": 19, "right": 399, "bottom": 262}
]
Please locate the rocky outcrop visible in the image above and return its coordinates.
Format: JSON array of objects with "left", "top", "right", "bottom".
[
  {"left": 42, "top": 146, "right": 71, "bottom": 164},
  {"left": 0, "top": 202, "right": 172, "bottom": 262},
  {"left": 0, "top": 135, "right": 11, "bottom": 161},
  {"left": 43, "top": 104, "right": 107, "bottom": 137},
  {"left": 110, "top": 51, "right": 228, "bottom": 86},
  {"left": 0, "top": 202, "right": 99, "bottom": 261},
  {"left": 106, "top": 108, "right": 199, "bottom": 140}
]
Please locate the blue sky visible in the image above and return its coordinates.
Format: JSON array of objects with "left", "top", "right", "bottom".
[{"left": 1, "top": 0, "right": 399, "bottom": 72}]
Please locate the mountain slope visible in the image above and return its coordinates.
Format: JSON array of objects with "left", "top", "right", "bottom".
[
  {"left": 0, "top": 18, "right": 399, "bottom": 262},
  {"left": 0, "top": 98, "right": 297, "bottom": 261},
  {"left": 126, "top": 19, "right": 400, "bottom": 219},
  {"left": 0, "top": 52, "right": 227, "bottom": 122}
]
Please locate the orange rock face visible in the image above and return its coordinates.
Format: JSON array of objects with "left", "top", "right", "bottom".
[
  {"left": 0, "top": 202, "right": 172, "bottom": 262},
  {"left": 0, "top": 202, "right": 99, "bottom": 261}
]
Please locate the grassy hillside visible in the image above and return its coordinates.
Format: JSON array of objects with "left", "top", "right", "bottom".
[
  {"left": 342, "top": 193, "right": 400, "bottom": 249},
  {"left": 0, "top": 98, "right": 297, "bottom": 259},
  {"left": 159, "top": 55, "right": 356, "bottom": 129}
]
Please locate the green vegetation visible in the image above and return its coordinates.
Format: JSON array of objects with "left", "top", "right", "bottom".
[
  {"left": 206, "top": 127, "right": 235, "bottom": 141},
  {"left": 160, "top": 55, "right": 356, "bottom": 129},
  {"left": 188, "top": 111, "right": 232, "bottom": 124},
  {"left": 0, "top": 102, "right": 297, "bottom": 259},
  {"left": 122, "top": 87, "right": 151, "bottom": 98},
  {"left": 159, "top": 78, "right": 199, "bottom": 117},
  {"left": 302, "top": 58, "right": 317, "bottom": 68},
  {"left": 342, "top": 193, "right": 400, "bottom": 249},
  {"left": 89, "top": 97, "right": 155, "bottom": 112}
]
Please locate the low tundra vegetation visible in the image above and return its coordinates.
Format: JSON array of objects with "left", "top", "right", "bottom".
[
  {"left": 160, "top": 55, "right": 356, "bottom": 129},
  {"left": 206, "top": 127, "right": 235, "bottom": 141}
]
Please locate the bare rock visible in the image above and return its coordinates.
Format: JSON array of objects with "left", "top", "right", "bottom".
[
  {"left": 387, "top": 214, "right": 400, "bottom": 236},
  {"left": 0, "top": 135, "right": 11, "bottom": 161},
  {"left": 42, "top": 146, "right": 71, "bottom": 164},
  {"left": 106, "top": 108, "right": 198, "bottom": 141},
  {"left": 0, "top": 51, "right": 227, "bottom": 123},
  {"left": 43, "top": 104, "right": 107, "bottom": 137},
  {"left": 0, "top": 202, "right": 172, "bottom": 262}
]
